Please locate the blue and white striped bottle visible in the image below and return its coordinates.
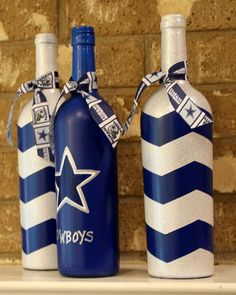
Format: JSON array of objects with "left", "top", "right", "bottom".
[
  {"left": 141, "top": 14, "right": 214, "bottom": 278},
  {"left": 18, "top": 33, "right": 60, "bottom": 270}
]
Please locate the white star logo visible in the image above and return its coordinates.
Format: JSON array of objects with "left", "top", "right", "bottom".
[{"left": 55, "top": 147, "right": 100, "bottom": 213}]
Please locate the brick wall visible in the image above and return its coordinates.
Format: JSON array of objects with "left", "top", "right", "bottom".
[{"left": 0, "top": 0, "right": 236, "bottom": 265}]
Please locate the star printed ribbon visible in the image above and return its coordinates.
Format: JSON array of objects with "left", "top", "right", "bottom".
[
  {"left": 49, "top": 72, "right": 123, "bottom": 153},
  {"left": 7, "top": 71, "right": 59, "bottom": 161},
  {"left": 50, "top": 62, "right": 212, "bottom": 151},
  {"left": 123, "top": 61, "right": 212, "bottom": 133}
]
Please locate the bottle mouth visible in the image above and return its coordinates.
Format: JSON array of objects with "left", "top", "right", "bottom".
[
  {"left": 161, "top": 14, "right": 186, "bottom": 30},
  {"left": 35, "top": 33, "right": 57, "bottom": 44},
  {"left": 72, "top": 26, "right": 95, "bottom": 46}
]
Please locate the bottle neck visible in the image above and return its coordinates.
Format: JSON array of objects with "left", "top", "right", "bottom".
[
  {"left": 72, "top": 44, "right": 96, "bottom": 82},
  {"left": 161, "top": 27, "right": 188, "bottom": 76},
  {"left": 35, "top": 42, "right": 58, "bottom": 80}
]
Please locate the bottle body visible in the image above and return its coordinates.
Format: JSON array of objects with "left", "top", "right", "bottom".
[
  {"left": 18, "top": 88, "right": 60, "bottom": 270},
  {"left": 17, "top": 33, "right": 60, "bottom": 270},
  {"left": 55, "top": 92, "right": 119, "bottom": 277},
  {"left": 141, "top": 81, "right": 213, "bottom": 278},
  {"left": 55, "top": 26, "right": 119, "bottom": 277}
]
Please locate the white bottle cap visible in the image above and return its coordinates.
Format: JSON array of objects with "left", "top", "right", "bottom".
[
  {"left": 161, "top": 14, "right": 186, "bottom": 30},
  {"left": 35, "top": 33, "right": 57, "bottom": 44}
]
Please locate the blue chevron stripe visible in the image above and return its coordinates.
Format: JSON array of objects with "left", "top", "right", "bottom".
[
  {"left": 146, "top": 220, "right": 213, "bottom": 263},
  {"left": 22, "top": 219, "right": 56, "bottom": 254},
  {"left": 20, "top": 167, "right": 55, "bottom": 203},
  {"left": 18, "top": 123, "right": 36, "bottom": 152},
  {"left": 141, "top": 111, "right": 212, "bottom": 147},
  {"left": 143, "top": 162, "right": 212, "bottom": 204}
]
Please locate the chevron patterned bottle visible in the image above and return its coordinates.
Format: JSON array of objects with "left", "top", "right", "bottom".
[
  {"left": 18, "top": 33, "right": 60, "bottom": 269},
  {"left": 141, "top": 14, "right": 213, "bottom": 278},
  {"left": 54, "top": 26, "right": 119, "bottom": 277}
]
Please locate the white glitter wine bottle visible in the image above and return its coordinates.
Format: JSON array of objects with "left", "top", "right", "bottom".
[
  {"left": 141, "top": 14, "right": 214, "bottom": 278},
  {"left": 18, "top": 34, "right": 60, "bottom": 270}
]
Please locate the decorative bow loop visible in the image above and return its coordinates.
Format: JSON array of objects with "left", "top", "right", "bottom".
[{"left": 123, "top": 61, "right": 212, "bottom": 133}]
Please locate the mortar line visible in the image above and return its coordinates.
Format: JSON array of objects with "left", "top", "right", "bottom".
[
  {"left": 1, "top": 79, "right": 236, "bottom": 94},
  {"left": 3, "top": 84, "right": 224, "bottom": 92},
  {"left": 1, "top": 28, "right": 236, "bottom": 45},
  {"left": 49, "top": 28, "right": 236, "bottom": 41},
  {"left": 0, "top": 198, "right": 18, "bottom": 203}
]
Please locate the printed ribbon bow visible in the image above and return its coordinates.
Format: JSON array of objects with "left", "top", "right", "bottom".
[
  {"left": 7, "top": 71, "right": 59, "bottom": 161},
  {"left": 123, "top": 61, "right": 212, "bottom": 133},
  {"left": 49, "top": 72, "right": 123, "bottom": 153},
  {"left": 7, "top": 61, "right": 213, "bottom": 161},
  {"left": 50, "top": 62, "right": 212, "bottom": 153}
]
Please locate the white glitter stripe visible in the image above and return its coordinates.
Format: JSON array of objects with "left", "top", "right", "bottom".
[
  {"left": 17, "top": 101, "right": 33, "bottom": 128},
  {"left": 20, "top": 192, "right": 56, "bottom": 230},
  {"left": 142, "top": 95, "right": 175, "bottom": 120},
  {"left": 18, "top": 146, "right": 54, "bottom": 179},
  {"left": 144, "top": 191, "right": 213, "bottom": 234},
  {"left": 22, "top": 244, "right": 57, "bottom": 270},
  {"left": 147, "top": 249, "right": 214, "bottom": 278},
  {"left": 141, "top": 133, "right": 212, "bottom": 176}
]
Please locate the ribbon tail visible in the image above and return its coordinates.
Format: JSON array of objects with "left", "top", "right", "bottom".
[
  {"left": 49, "top": 90, "right": 65, "bottom": 155},
  {"left": 31, "top": 90, "right": 53, "bottom": 162},
  {"left": 83, "top": 92, "right": 123, "bottom": 148},
  {"left": 123, "top": 71, "right": 165, "bottom": 134},
  {"left": 6, "top": 80, "right": 37, "bottom": 147},
  {"left": 123, "top": 81, "right": 147, "bottom": 134},
  {"left": 6, "top": 104, "right": 14, "bottom": 146},
  {"left": 6, "top": 93, "right": 22, "bottom": 147}
]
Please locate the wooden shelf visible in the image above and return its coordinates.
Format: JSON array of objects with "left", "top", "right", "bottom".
[{"left": 0, "top": 264, "right": 236, "bottom": 294}]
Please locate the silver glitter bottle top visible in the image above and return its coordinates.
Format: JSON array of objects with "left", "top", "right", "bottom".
[
  {"left": 161, "top": 14, "right": 187, "bottom": 73},
  {"left": 35, "top": 33, "right": 58, "bottom": 79}
]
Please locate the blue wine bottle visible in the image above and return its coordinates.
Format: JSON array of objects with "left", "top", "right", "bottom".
[{"left": 54, "top": 26, "right": 119, "bottom": 277}]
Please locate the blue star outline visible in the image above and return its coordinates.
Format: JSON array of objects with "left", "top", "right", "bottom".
[{"left": 185, "top": 104, "right": 197, "bottom": 119}]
